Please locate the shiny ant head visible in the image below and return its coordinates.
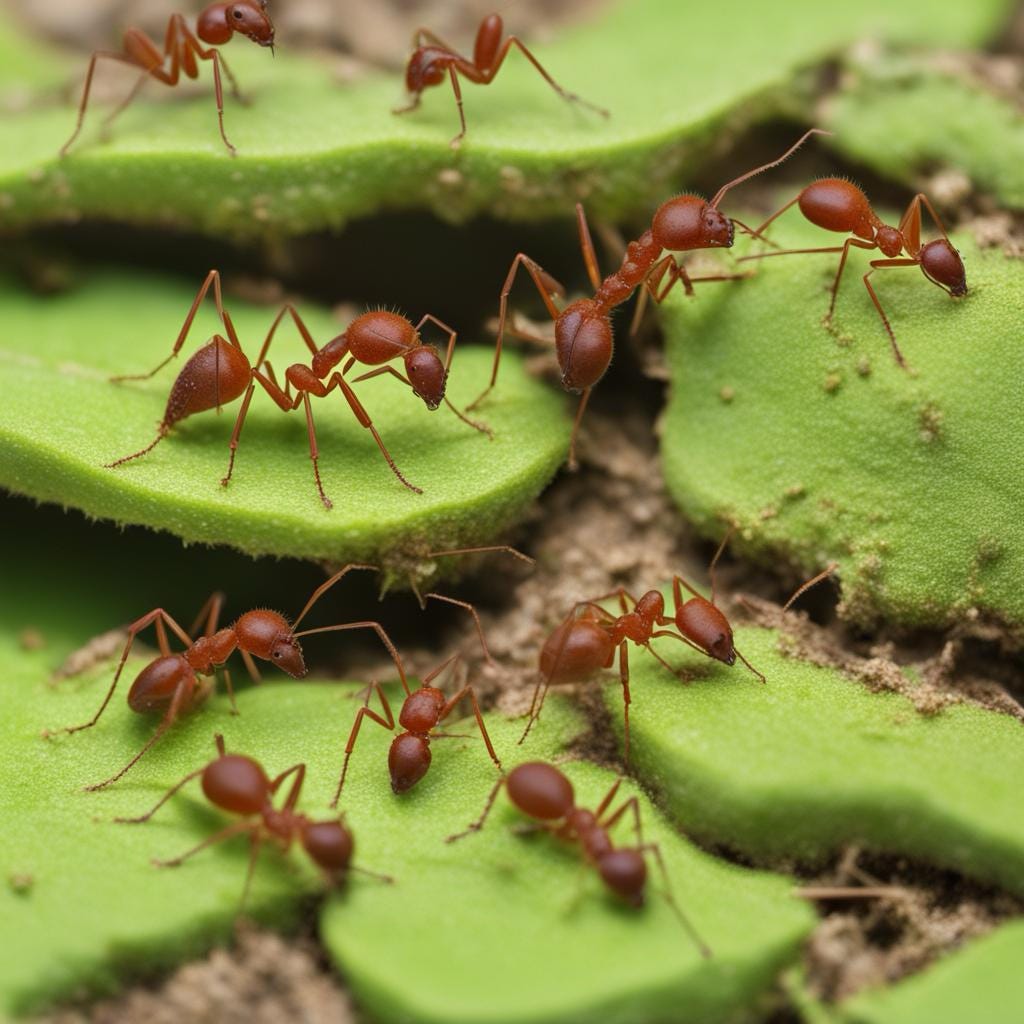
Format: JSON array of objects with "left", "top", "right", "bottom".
[
  {"left": 198, "top": 2, "right": 275, "bottom": 48},
  {"left": 301, "top": 820, "right": 354, "bottom": 876},
  {"left": 404, "top": 345, "right": 447, "bottom": 409},
  {"left": 651, "top": 196, "right": 734, "bottom": 252},
  {"left": 920, "top": 239, "right": 967, "bottom": 297},
  {"left": 596, "top": 848, "right": 647, "bottom": 907},
  {"left": 676, "top": 599, "right": 735, "bottom": 666},
  {"left": 875, "top": 225, "right": 904, "bottom": 259},
  {"left": 233, "top": 609, "right": 307, "bottom": 678},
  {"left": 405, "top": 49, "right": 448, "bottom": 93}
]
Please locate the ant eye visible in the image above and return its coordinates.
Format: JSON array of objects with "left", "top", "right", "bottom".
[
  {"left": 233, "top": 8, "right": 243, "bottom": 17},
  {"left": 273, "top": 651, "right": 281, "bottom": 658}
]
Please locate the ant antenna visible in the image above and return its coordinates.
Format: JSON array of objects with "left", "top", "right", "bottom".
[
  {"left": 709, "top": 128, "right": 832, "bottom": 209},
  {"left": 781, "top": 563, "right": 838, "bottom": 612}
]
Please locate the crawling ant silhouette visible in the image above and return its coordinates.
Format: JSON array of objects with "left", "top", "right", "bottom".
[
  {"left": 115, "top": 734, "right": 390, "bottom": 905},
  {"left": 332, "top": 652, "right": 501, "bottom": 803},
  {"left": 447, "top": 761, "right": 711, "bottom": 956},
  {"left": 60, "top": 2, "right": 275, "bottom": 159},
  {"left": 105, "top": 270, "right": 488, "bottom": 506},
  {"left": 468, "top": 129, "right": 828, "bottom": 468},
  {"left": 396, "top": 13, "right": 608, "bottom": 148},
  {"left": 44, "top": 564, "right": 410, "bottom": 791},
  {"left": 739, "top": 182, "right": 967, "bottom": 368},
  {"left": 520, "top": 534, "right": 836, "bottom": 761}
]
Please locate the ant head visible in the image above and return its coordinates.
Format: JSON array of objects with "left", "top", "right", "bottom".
[
  {"left": 597, "top": 849, "right": 647, "bottom": 907},
  {"left": 920, "top": 239, "right": 967, "bottom": 297},
  {"left": 554, "top": 301, "right": 613, "bottom": 392},
  {"left": 875, "top": 225, "right": 904, "bottom": 258},
  {"left": 234, "top": 610, "right": 307, "bottom": 678},
  {"left": 676, "top": 599, "right": 735, "bottom": 666},
  {"left": 198, "top": 3, "right": 275, "bottom": 47},
  {"left": 652, "top": 196, "right": 733, "bottom": 252},
  {"left": 405, "top": 49, "right": 448, "bottom": 93},
  {"left": 202, "top": 754, "right": 271, "bottom": 814},
  {"left": 388, "top": 733, "right": 432, "bottom": 793},
  {"left": 404, "top": 346, "right": 447, "bottom": 409},
  {"left": 301, "top": 820, "right": 354, "bottom": 875}
]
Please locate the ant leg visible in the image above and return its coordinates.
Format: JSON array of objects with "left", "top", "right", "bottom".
[
  {"left": 424, "top": 593, "right": 493, "bottom": 664},
  {"left": 293, "top": 620, "right": 410, "bottom": 695},
  {"left": 207, "top": 50, "right": 237, "bottom": 156},
  {"left": 643, "top": 640, "right": 681, "bottom": 678},
  {"left": 219, "top": 378, "right": 259, "bottom": 488},
  {"left": 85, "top": 676, "right": 194, "bottom": 790},
  {"left": 733, "top": 647, "right": 766, "bottom": 685},
  {"left": 215, "top": 49, "right": 247, "bottom": 104},
  {"left": 331, "top": 683, "right": 395, "bottom": 808},
  {"left": 707, "top": 527, "right": 733, "bottom": 606},
  {"left": 270, "top": 763, "right": 306, "bottom": 810},
  {"left": 153, "top": 819, "right": 257, "bottom": 868},
  {"left": 327, "top": 373, "right": 423, "bottom": 494},
  {"left": 863, "top": 260, "right": 919, "bottom": 369},
  {"left": 782, "top": 563, "right": 838, "bottom": 612},
  {"left": 518, "top": 671, "right": 551, "bottom": 747},
  {"left": 44, "top": 609, "right": 192, "bottom": 737},
  {"left": 298, "top": 391, "right": 332, "bottom": 509},
  {"left": 99, "top": 71, "right": 149, "bottom": 139},
  {"left": 637, "top": 840, "right": 713, "bottom": 958},
  {"left": 617, "top": 641, "right": 632, "bottom": 765},
  {"left": 59, "top": 51, "right": 139, "bottom": 158},
  {"left": 567, "top": 387, "right": 592, "bottom": 471},
  {"left": 575, "top": 203, "right": 603, "bottom": 291},
  {"left": 650, "top": 628, "right": 716, "bottom": 661},
  {"left": 219, "top": 665, "right": 239, "bottom": 715},
  {"left": 748, "top": 196, "right": 801, "bottom": 240},
  {"left": 446, "top": 774, "right": 507, "bottom": 843},
  {"left": 187, "top": 591, "right": 226, "bottom": 638},
  {"left": 291, "top": 563, "right": 382, "bottom": 630},
  {"left": 498, "top": 38, "right": 609, "bottom": 117},
  {"left": 239, "top": 649, "right": 262, "bottom": 684},
  {"left": 114, "top": 764, "right": 206, "bottom": 823},
  {"left": 349, "top": 864, "right": 395, "bottom": 885},
  {"left": 446, "top": 65, "right": 468, "bottom": 149},
  {"left": 469, "top": 253, "right": 565, "bottom": 411},
  {"left": 439, "top": 686, "right": 503, "bottom": 773},
  {"left": 238, "top": 830, "right": 264, "bottom": 912}
]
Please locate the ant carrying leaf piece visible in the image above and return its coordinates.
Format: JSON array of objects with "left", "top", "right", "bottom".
[
  {"left": 520, "top": 532, "right": 836, "bottom": 762},
  {"left": 396, "top": 13, "right": 608, "bottom": 148},
  {"left": 739, "top": 181, "right": 967, "bottom": 368},
  {"left": 469, "top": 130, "right": 829, "bottom": 468},
  {"left": 105, "top": 270, "right": 489, "bottom": 507},
  {"left": 115, "top": 734, "right": 391, "bottom": 908},
  {"left": 60, "top": 2, "right": 275, "bottom": 158},
  {"left": 43, "top": 564, "right": 409, "bottom": 791},
  {"left": 447, "top": 761, "right": 711, "bottom": 957}
]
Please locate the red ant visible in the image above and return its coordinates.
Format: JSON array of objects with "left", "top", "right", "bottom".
[
  {"left": 520, "top": 534, "right": 836, "bottom": 761},
  {"left": 468, "top": 130, "right": 828, "bottom": 468},
  {"left": 59, "top": 2, "right": 275, "bottom": 159},
  {"left": 332, "top": 652, "right": 501, "bottom": 804},
  {"left": 105, "top": 270, "right": 488, "bottom": 506},
  {"left": 739, "top": 182, "right": 967, "bottom": 368},
  {"left": 395, "top": 13, "right": 608, "bottom": 149},
  {"left": 447, "top": 761, "right": 711, "bottom": 956},
  {"left": 115, "top": 734, "right": 390, "bottom": 906},
  {"left": 44, "top": 564, "right": 410, "bottom": 791}
]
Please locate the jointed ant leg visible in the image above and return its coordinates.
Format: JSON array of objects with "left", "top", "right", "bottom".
[
  {"left": 188, "top": 592, "right": 226, "bottom": 638},
  {"left": 60, "top": 50, "right": 138, "bottom": 158},
  {"left": 439, "top": 685, "right": 503, "bottom": 773},
  {"left": 567, "top": 387, "right": 592, "bottom": 471},
  {"left": 331, "top": 682, "right": 395, "bottom": 807},
  {"left": 707, "top": 527, "right": 733, "bottom": 606},
  {"left": 114, "top": 764, "right": 205, "bottom": 824},
  {"left": 424, "top": 593, "right": 493, "bottom": 664},
  {"left": 492, "top": 37, "right": 609, "bottom": 118},
  {"left": 293, "top": 620, "right": 409, "bottom": 694},
  {"left": 863, "top": 260, "right": 919, "bottom": 368},
  {"left": 616, "top": 641, "right": 633, "bottom": 764},
  {"left": 292, "top": 564, "right": 381, "bottom": 630},
  {"left": 781, "top": 563, "right": 837, "bottom": 612},
  {"left": 446, "top": 774, "right": 507, "bottom": 842},
  {"left": 575, "top": 203, "right": 603, "bottom": 291},
  {"left": 154, "top": 819, "right": 257, "bottom": 868},
  {"left": 638, "top": 840, "right": 712, "bottom": 958},
  {"left": 446, "top": 64, "right": 468, "bottom": 148}
]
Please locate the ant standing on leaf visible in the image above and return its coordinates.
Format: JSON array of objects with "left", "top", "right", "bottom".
[
  {"left": 115, "top": 734, "right": 391, "bottom": 907},
  {"left": 519, "top": 532, "right": 836, "bottom": 762},
  {"left": 60, "top": 2, "right": 275, "bottom": 159},
  {"left": 738, "top": 180, "right": 967, "bottom": 368},
  {"left": 446, "top": 761, "right": 711, "bottom": 957},
  {"left": 105, "top": 270, "right": 489, "bottom": 507},
  {"left": 468, "top": 129, "right": 830, "bottom": 468},
  {"left": 396, "top": 12, "right": 608, "bottom": 148},
  {"left": 43, "top": 564, "right": 410, "bottom": 791}
]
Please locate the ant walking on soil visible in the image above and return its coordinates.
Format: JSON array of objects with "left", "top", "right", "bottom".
[
  {"left": 519, "top": 533, "right": 836, "bottom": 761},
  {"left": 396, "top": 13, "right": 608, "bottom": 148},
  {"left": 60, "top": 2, "right": 275, "bottom": 158},
  {"left": 115, "top": 734, "right": 391, "bottom": 905},
  {"left": 738, "top": 181, "right": 967, "bottom": 367},
  {"left": 44, "top": 564, "right": 410, "bottom": 791},
  {"left": 331, "top": 651, "right": 502, "bottom": 803},
  {"left": 468, "top": 129, "right": 829, "bottom": 468},
  {"left": 447, "top": 761, "right": 711, "bottom": 956},
  {"left": 106, "top": 270, "right": 489, "bottom": 506}
]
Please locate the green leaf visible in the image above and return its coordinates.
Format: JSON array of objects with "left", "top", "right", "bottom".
[
  {"left": 0, "top": 271, "right": 569, "bottom": 564},
  {"left": 0, "top": 0, "right": 1013, "bottom": 237},
  {"left": 603, "top": 622, "right": 1024, "bottom": 897},
  {"left": 660, "top": 228, "right": 1024, "bottom": 628},
  {"left": 825, "top": 50, "right": 1024, "bottom": 208},
  {"left": 841, "top": 920, "right": 1024, "bottom": 1024}
]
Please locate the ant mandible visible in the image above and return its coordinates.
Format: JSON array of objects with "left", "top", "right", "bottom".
[
  {"left": 395, "top": 13, "right": 608, "bottom": 148},
  {"left": 44, "top": 564, "right": 410, "bottom": 791},
  {"left": 115, "top": 734, "right": 391, "bottom": 906},
  {"left": 105, "top": 270, "right": 488, "bottom": 506},
  {"left": 468, "top": 129, "right": 829, "bottom": 468},
  {"left": 447, "top": 761, "right": 711, "bottom": 957},
  {"left": 519, "top": 535, "right": 836, "bottom": 760},
  {"left": 60, "top": 2, "right": 275, "bottom": 159},
  {"left": 739, "top": 182, "right": 967, "bottom": 368},
  {"left": 331, "top": 652, "right": 502, "bottom": 805}
]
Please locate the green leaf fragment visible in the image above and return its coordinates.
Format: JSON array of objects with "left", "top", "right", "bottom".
[
  {"left": 660, "top": 228, "right": 1024, "bottom": 628},
  {"left": 0, "top": 0, "right": 1014, "bottom": 237},
  {"left": 0, "top": 271, "right": 569, "bottom": 564},
  {"left": 607, "top": 623, "right": 1024, "bottom": 897}
]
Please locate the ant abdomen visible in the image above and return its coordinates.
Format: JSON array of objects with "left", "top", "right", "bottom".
[
  {"left": 389, "top": 733, "right": 431, "bottom": 793},
  {"left": 507, "top": 762, "right": 574, "bottom": 820},
  {"left": 202, "top": 754, "right": 269, "bottom": 814},
  {"left": 127, "top": 656, "right": 191, "bottom": 713},
  {"left": 554, "top": 302, "right": 613, "bottom": 391},
  {"left": 798, "top": 178, "right": 874, "bottom": 237},
  {"left": 165, "top": 338, "right": 251, "bottom": 424},
  {"left": 920, "top": 239, "right": 967, "bottom": 295},
  {"left": 538, "top": 619, "right": 613, "bottom": 682}
]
